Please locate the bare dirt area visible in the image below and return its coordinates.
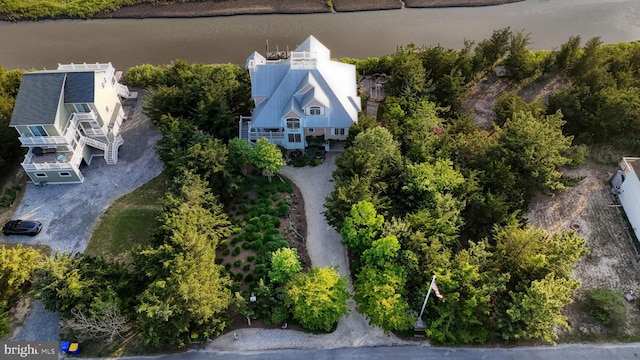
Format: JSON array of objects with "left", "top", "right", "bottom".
[
  {"left": 461, "top": 74, "right": 511, "bottom": 130},
  {"left": 525, "top": 161, "right": 640, "bottom": 339},
  {"left": 461, "top": 73, "right": 571, "bottom": 130}
]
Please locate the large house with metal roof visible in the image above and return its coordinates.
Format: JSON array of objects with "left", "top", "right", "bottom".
[
  {"left": 9, "top": 63, "right": 129, "bottom": 184},
  {"left": 239, "top": 35, "right": 361, "bottom": 150}
]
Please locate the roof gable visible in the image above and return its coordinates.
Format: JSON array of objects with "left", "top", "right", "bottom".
[
  {"left": 10, "top": 73, "right": 65, "bottom": 126},
  {"left": 64, "top": 72, "right": 95, "bottom": 103}
]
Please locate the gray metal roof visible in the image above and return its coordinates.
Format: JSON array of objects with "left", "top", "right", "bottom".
[
  {"left": 247, "top": 36, "right": 360, "bottom": 129},
  {"left": 64, "top": 72, "right": 95, "bottom": 103},
  {"left": 10, "top": 73, "right": 65, "bottom": 126}
]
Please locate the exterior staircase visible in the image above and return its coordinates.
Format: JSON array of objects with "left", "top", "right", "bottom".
[
  {"left": 239, "top": 116, "right": 251, "bottom": 141},
  {"left": 106, "top": 135, "right": 124, "bottom": 165}
]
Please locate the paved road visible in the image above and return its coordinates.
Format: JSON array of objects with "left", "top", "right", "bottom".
[{"left": 128, "top": 343, "right": 640, "bottom": 360}]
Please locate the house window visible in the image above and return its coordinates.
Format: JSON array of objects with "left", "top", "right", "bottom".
[
  {"left": 59, "top": 172, "right": 72, "bottom": 177},
  {"left": 334, "top": 128, "right": 346, "bottom": 136},
  {"left": 308, "top": 128, "right": 314, "bottom": 133},
  {"left": 309, "top": 106, "right": 322, "bottom": 116},
  {"left": 288, "top": 134, "right": 302, "bottom": 143},
  {"left": 34, "top": 173, "right": 47, "bottom": 178},
  {"left": 286, "top": 118, "right": 300, "bottom": 129},
  {"left": 105, "top": 105, "right": 110, "bottom": 113},
  {"left": 73, "top": 103, "right": 91, "bottom": 113},
  {"left": 28, "top": 126, "right": 47, "bottom": 136}
]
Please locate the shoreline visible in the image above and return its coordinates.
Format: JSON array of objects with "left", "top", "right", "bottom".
[{"left": 1, "top": 0, "right": 524, "bottom": 22}]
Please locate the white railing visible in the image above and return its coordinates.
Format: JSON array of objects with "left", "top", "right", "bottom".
[
  {"left": 19, "top": 135, "right": 66, "bottom": 146},
  {"left": 83, "top": 136, "right": 108, "bottom": 151},
  {"left": 248, "top": 131, "right": 285, "bottom": 140},
  {"left": 57, "top": 62, "right": 113, "bottom": 71},
  {"left": 63, "top": 111, "right": 98, "bottom": 140},
  {"left": 117, "top": 83, "right": 129, "bottom": 98}
]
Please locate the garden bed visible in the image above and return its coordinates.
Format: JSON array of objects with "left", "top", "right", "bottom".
[{"left": 217, "top": 173, "right": 309, "bottom": 293}]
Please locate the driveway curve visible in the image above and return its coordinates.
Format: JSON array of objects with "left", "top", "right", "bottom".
[
  {"left": 5, "top": 90, "right": 164, "bottom": 341},
  {"left": 208, "top": 152, "right": 410, "bottom": 350}
]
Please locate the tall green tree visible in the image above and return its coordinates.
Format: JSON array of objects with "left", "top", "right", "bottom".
[
  {"left": 487, "top": 110, "right": 576, "bottom": 199},
  {"left": 499, "top": 274, "right": 579, "bottom": 344},
  {"left": 0, "top": 245, "right": 42, "bottom": 306},
  {"left": 251, "top": 137, "right": 285, "bottom": 182},
  {"left": 340, "top": 200, "right": 385, "bottom": 255},
  {"left": 135, "top": 172, "right": 232, "bottom": 347},
  {"left": 354, "top": 265, "right": 413, "bottom": 331},
  {"left": 269, "top": 248, "right": 302, "bottom": 284},
  {"left": 286, "top": 267, "right": 349, "bottom": 332},
  {"left": 325, "top": 126, "right": 403, "bottom": 227}
]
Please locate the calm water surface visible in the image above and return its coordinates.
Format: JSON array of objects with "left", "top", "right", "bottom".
[{"left": 0, "top": 0, "right": 638, "bottom": 70}]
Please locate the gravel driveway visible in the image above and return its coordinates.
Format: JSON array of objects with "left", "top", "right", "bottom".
[
  {"left": 207, "top": 152, "right": 410, "bottom": 350},
  {"left": 5, "top": 90, "right": 164, "bottom": 341}
]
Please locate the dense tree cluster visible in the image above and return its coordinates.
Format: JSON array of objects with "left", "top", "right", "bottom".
[
  {"left": 548, "top": 38, "right": 640, "bottom": 149},
  {"left": 327, "top": 30, "right": 603, "bottom": 344}
]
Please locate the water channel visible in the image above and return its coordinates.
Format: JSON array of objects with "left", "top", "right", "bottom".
[{"left": 0, "top": 0, "right": 638, "bottom": 70}]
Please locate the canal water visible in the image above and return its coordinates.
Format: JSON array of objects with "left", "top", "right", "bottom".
[{"left": 0, "top": 0, "right": 638, "bottom": 70}]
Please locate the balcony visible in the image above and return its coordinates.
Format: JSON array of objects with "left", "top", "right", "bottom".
[
  {"left": 19, "top": 135, "right": 67, "bottom": 146},
  {"left": 21, "top": 148, "right": 78, "bottom": 171}
]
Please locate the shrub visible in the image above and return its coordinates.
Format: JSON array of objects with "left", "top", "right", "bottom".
[
  {"left": 247, "top": 232, "right": 263, "bottom": 242},
  {"left": 255, "top": 255, "right": 264, "bottom": 264},
  {"left": 234, "top": 260, "right": 243, "bottom": 268},
  {"left": 250, "top": 240, "right": 262, "bottom": 250},
  {"left": 275, "top": 202, "right": 291, "bottom": 217},
  {"left": 224, "top": 263, "right": 231, "bottom": 271},
  {"left": 243, "top": 264, "right": 251, "bottom": 271},
  {"left": 270, "top": 305, "right": 290, "bottom": 325},
  {"left": 219, "top": 240, "right": 228, "bottom": 249},
  {"left": 214, "top": 258, "right": 224, "bottom": 265},
  {"left": 235, "top": 273, "right": 245, "bottom": 281},
  {"left": 271, "top": 194, "right": 280, "bottom": 201},
  {"left": 242, "top": 242, "right": 252, "bottom": 250},
  {"left": 254, "top": 264, "right": 268, "bottom": 279},
  {"left": 584, "top": 287, "right": 626, "bottom": 328},
  {"left": 232, "top": 246, "right": 241, "bottom": 256},
  {"left": 222, "top": 248, "right": 230, "bottom": 256},
  {"left": 247, "top": 255, "right": 256, "bottom": 262},
  {"left": 0, "top": 186, "right": 20, "bottom": 207},
  {"left": 244, "top": 274, "right": 255, "bottom": 283}
]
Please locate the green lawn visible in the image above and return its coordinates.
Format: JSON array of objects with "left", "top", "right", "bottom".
[{"left": 85, "top": 173, "right": 169, "bottom": 259}]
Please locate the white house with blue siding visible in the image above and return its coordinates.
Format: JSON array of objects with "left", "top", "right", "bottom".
[
  {"left": 9, "top": 63, "right": 129, "bottom": 184},
  {"left": 240, "top": 36, "right": 361, "bottom": 149}
]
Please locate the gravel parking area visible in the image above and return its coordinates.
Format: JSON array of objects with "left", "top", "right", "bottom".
[{"left": 5, "top": 89, "right": 163, "bottom": 341}]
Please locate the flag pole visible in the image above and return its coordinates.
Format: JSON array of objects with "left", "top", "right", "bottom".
[{"left": 418, "top": 275, "right": 437, "bottom": 320}]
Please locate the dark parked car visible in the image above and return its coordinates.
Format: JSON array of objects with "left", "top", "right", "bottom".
[{"left": 2, "top": 220, "right": 43, "bottom": 236}]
